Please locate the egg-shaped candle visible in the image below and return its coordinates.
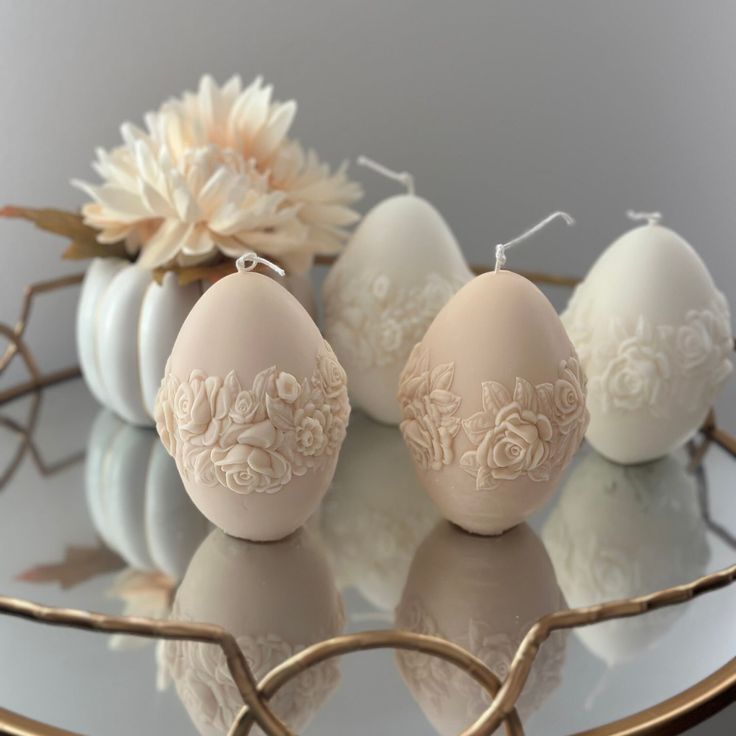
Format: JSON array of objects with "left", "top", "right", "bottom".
[
  {"left": 323, "top": 157, "right": 472, "bottom": 425},
  {"left": 398, "top": 213, "right": 589, "bottom": 535},
  {"left": 561, "top": 211, "right": 733, "bottom": 464},
  {"left": 155, "top": 253, "right": 351, "bottom": 542}
]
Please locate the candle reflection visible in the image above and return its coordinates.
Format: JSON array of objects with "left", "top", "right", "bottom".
[
  {"left": 542, "top": 449, "right": 710, "bottom": 666},
  {"left": 396, "top": 521, "right": 566, "bottom": 733},
  {"left": 320, "top": 411, "right": 438, "bottom": 612},
  {"left": 164, "top": 527, "right": 345, "bottom": 736}
]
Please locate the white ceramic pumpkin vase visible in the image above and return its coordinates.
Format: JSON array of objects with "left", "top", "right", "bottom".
[{"left": 76, "top": 258, "right": 316, "bottom": 427}]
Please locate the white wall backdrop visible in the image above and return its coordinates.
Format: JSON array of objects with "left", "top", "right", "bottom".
[{"left": 1, "top": 0, "right": 735, "bottom": 429}]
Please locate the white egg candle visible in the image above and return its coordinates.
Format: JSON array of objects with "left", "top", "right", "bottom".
[
  {"left": 398, "top": 213, "right": 589, "bottom": 536},
  {"left": 562, "top": 212, "right": 733, "bottom": 464},
  {"left": 322, "top": 157, "right": 472, "bottom": 425},
  {"left": 155, "top": 253, "right": 351, "bottom": 542}
]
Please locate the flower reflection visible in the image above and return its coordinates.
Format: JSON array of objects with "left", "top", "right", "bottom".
[
  {"left": 319, "top": 411, "right": 439, "bottom": 612},
  {"left": 164, "top": 527, "right": 344, "bottom": 736},
  {"left": 396, "top": 522, "right": 567, "bottom": 734},
  {"left": 542, "top": 449, "right": 710, "bottom": 665}
]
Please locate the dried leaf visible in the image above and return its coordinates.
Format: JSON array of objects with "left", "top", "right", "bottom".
[
  {"left": 1, "top": 205, "right": 129, "bottom": 260},
  {"left": 154, "top": 261, "right": 237, "bottom": 286},
  {"left": 16, "top": 541, "right": 126, "bottom": 590}
]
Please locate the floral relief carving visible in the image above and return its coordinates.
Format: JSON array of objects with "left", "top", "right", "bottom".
[
  {"left": 323, "top": 269, "right": 465, "bottom": 369},
  {"left": 397, "top": 344, "right": 463, "bottom": 471},
  {"left": 397, "top": 345, "right": 589, "bottom": 490},
  {"left": 562, "top": 289, "right": 733, "bottom": 417},
  {"left": 155, "top": 340, "right": 350, "bottom": 495}
]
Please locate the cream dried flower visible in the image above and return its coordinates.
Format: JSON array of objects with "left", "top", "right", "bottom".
[{"left": 73, "top": 75, "right": 362, "bottom": 273}]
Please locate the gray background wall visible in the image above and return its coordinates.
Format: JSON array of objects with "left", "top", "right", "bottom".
[
  {"left": 2, "top": 0, "right": 736, "bottom": 427},
  {"left": 0, "top": 3, "right": 735, "bottom": 732}
]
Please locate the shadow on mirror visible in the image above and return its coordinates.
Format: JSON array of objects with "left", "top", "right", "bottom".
[
  {"left": 396, "top": 521, "right": 567, "bottom": 734},
  {"left": 164, "top": 527, "right": 345, "bottom": 735},
  {"left": 542, "top": 448, "right": 710, "bottom": 666}
]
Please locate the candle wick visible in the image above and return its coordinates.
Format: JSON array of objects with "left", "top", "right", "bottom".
[
  {"left": 494, "top": 211, "right": 575, "bottom": 273},
  {"left": 357, "top": 155, "right": 415, "bottom": 196},
  {"left": 236, "top": 252, "right": 286, "bottom": 277},
  {"left": 627, "top": 210, "right": 662, "bottom": 227}
]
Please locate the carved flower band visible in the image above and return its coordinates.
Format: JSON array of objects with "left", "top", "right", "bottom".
[
  {"left": 562, "top": 290, "right": 733, "bottom": 417},
  {"left": 397, "top": 344, "right": 589, "bottom": 491},
  {"left": 155, "top": 340, "right": 350, "bottom": 495}
]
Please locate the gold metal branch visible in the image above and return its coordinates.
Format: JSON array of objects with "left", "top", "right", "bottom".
[
  {"left": 0, "top": 273, "right": 83, "bottom": 404},
  {"left": 229, "top": 630, "right": 523, "bottom": 736},
  {"left": 0, "top": 595, "right": 291, "bottom": 736},
  {"left": 464, "top": 562, "right": 736, "bottom": 735}
]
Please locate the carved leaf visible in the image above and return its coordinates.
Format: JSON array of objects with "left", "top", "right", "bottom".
[
  {"left": 462, "top": 411, "right": 494, "bottom": 445},
  {"left": 16, "top": 542, "right": 126, "bottom": 590},
  {"left": 536, "top": 382, "right": 555, "bottom": 418},
  {"left": 429, "top": 389, "right": 461, "bottom": 416},
  {"left": 513, "top": 377, "right": 537, "bottom": 412},
  {"left": 430, "top": 362, "right": 455, "bottom": 392},
  {"left": 1, "top": 205, "right": 129, "bottom": 260},
  {"left": 460, "top": 450, "right": 479, "bottom": 474},
  {"left": 265, "top": 395, "right": 295, "bottom": 432},
  {"left": 481, "top": 381, "right": 511, "bottom": 414},
  {"left": 476, "top": 466, "right": 496, "bottom": 491}
]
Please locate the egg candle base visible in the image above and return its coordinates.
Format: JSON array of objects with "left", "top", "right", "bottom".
[{"left": 181, "top": 460, "right": 338, "bottom": 542}]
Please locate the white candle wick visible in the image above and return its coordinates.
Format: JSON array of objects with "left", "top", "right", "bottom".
[
  {"left": 494, "top": 211, "right": 575, "bottom": 273},
  {"left": 236, "top": 252, "right": 286, "bottom": 277},
  {"left": 627, "top": 210, "right": 662, "bottom": 226},
  {"left": 357, "top": 155, "right": 415, "bottom": 195}
]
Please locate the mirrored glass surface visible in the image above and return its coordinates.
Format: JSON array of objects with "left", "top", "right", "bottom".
[{"left": 0, "top": 378, "right": 735, "bottom": 735}]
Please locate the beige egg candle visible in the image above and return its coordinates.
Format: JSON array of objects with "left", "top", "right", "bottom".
[
  {"left": 323, "top": 157, "right": 472, "bottom": 425},
  {"left": 562, "top": 211, "right": 733, "bottom": 464},
  {"left": 155, "top": 253, "right": 351, "bottom": 542},
  {"left": 398, "top": 213, "right": 589, "bottom": 535}
]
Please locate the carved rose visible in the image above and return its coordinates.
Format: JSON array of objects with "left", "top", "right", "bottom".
[
  {"left": 461, "top": 378, "right": 557, "bottom": 490},
  {"left": 318, "top": 345, "right": 348, "bottom": 401},
  {"left": 175, "top": 371, "right": 228, "bottom": 446},
  {"left": 479, "top": 405, "right": 552, "bottom": 481},
  {"left": 398, "top": 344, "right": 462, "bottom": 471},
  {"left": 211, "top": 420, "right": 291, "bottom": 494},
  {"left": 294, "top": 406, "right": 329, "bottom": 457},
  {"left": 553, "top": 357, "right": 587, "bottom": 432},
  {"left": 598, "top": 319, "right": 671, "bottom": 413},
  {"left": 154, "top": 340, "right": 350, "bottom": 496}
]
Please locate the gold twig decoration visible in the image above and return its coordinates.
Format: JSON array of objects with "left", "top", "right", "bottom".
[
  {"left": 229, "top": 631, "right": 523, "bottom": 736},
  {"left": 464, "top": 562, "right": 736, "bottom": 735},
  {"left": 0, "top": 594, "right": 291, "bottom": 736},
  {"left": 0, "top": 273, "right": 84, "bottom": 404}
]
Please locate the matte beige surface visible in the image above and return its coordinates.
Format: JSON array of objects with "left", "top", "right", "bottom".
[
  {"left": 414, "top": 270, "right": 580, "bottom": 535},
  {"left": 168, "top": 272, "right": 339, "bottom": 541}
]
